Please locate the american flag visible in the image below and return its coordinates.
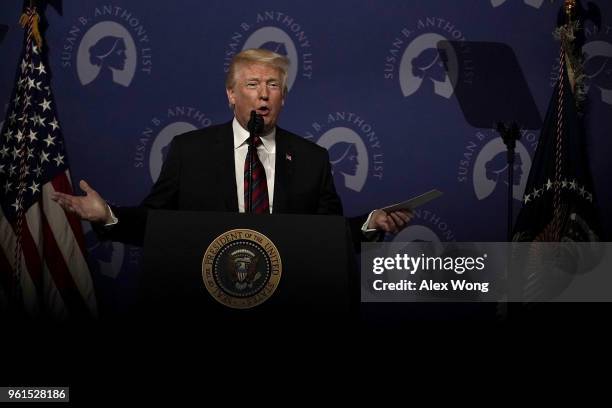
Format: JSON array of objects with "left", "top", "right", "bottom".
[
  {"left": 0, "top": 8, "right": 97, "bottom": 319},
  {"left": 512, "top": 8, "right": 599, "bottom": 243}
]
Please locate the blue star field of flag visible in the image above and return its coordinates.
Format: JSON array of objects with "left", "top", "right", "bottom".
[{"left": 0, "top": 35, "right": 67, "bottom": 224}]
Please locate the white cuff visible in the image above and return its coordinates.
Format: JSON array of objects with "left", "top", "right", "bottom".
[
  {"left": 104, "top": 204, "right": 118, "bottom": 226},
  {"left": 361, "top": 210, "right": 378, "bottom": 233}
]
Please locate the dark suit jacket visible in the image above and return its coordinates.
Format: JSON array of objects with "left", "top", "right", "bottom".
[{"left": 98, "top": 121, "right": 372, "bottom": 246}]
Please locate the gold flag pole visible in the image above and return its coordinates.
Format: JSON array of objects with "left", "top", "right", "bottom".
[{"left": 563, "top": 0, "right": 577, "bottom": 91}]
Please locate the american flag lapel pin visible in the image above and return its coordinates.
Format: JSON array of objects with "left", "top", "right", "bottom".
[{"left": 286, "top": 152, "right": 292, "bottom": 161}]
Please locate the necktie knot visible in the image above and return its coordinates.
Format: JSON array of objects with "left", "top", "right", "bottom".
[{"left": 252, "top": 136, "right": 263, "bottom": 148}]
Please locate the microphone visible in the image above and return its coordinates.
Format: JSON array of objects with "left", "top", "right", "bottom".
[
  {"left": 245, "top": 110, "right": 264, "bottom": 213},
  {"left": 247, "top": 110, "right": 264, "bottom": 135}
]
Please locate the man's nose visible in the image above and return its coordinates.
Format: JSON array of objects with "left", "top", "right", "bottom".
[{"left": 259, "top": 85, "right": 269, "bottom": 100}]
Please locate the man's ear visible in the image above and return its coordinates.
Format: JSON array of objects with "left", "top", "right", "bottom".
[{"left": 226, "top": 87, "right": 235, "bottom": 106}]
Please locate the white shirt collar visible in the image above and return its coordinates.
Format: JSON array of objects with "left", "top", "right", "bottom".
[{"left": 232, "top": 117, "right": 276, "bottom": 153}]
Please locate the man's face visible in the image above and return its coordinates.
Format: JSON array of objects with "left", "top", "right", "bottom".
[{"left": 226, "top": 63, "right": 285, "bottom": 134}]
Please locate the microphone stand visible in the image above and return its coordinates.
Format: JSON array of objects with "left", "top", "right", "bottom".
[
  {"left": 496, "top": 122, "right": 521, "bottom": 242},
  {"left": 246, "top": 111, "right": 263, "bottom": 213},
  {"left": 246, "top": 138, "right": 254, "bottom": 213}
]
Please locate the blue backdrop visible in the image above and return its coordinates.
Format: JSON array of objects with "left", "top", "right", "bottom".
[{"left": 1, "top": 0, "right": 611, "bottom": 310}]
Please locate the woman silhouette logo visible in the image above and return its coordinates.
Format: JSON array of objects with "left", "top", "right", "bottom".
[
  {"left": 412, "top": 48, "right": 448, "bottom": 83},
  {"left": 473, "top": 138, "right": 531, "bottom": 201},
  {"left": 90, "top": 36, "right": 127, "bottom": 70},
  {"left": 317, "top": 127, "right": 369, "bottom": 193},
  {"left": 583, "top": 41, "right": 612, "bottom": 105},
  {"left": 76, "top": 21, "right": 137, "bottom": 87},
  {"left": 329, "top": 142, "right": 359, "bottom": 175},
  {"left": 485, "top": 151, "right": 524, "bottom": 188},
  {"left": 86, "top": 36, "right": 127, "bottom": 86},
  {"left": 399, "top": 33, "right": 458, "bottom": 98},
  {"left": 329, "top": 142, "right": 359, "bottom": 194}
]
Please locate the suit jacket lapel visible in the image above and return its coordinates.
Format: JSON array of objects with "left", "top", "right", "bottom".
[
  {"left": 273, "top": 128, "right": 293, "bottom": 213},
  {"left": 214, "top": 122, "right": 239, "bottom": 212}
]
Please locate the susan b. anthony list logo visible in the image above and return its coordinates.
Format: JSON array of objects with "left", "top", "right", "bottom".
[
  {"left": 303, "top": 112, "right": 383, "bottom": 196},
  {"left": 61, "top": 5, "right": 153, "bottom": 88},
  {"left": 134, "top": 106, "right": 212, "bottom": 183},
  {"left": 457, "top": 129, "right": 536, "bottom": 201},
  {"left": 224, "top": 11, "right": 313, "bottom": 92},
  {"left": 384, "top": 17, "right": 471, "bottom": 99}
]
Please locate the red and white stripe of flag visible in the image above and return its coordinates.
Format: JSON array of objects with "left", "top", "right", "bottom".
[{"left": 1, "top": 170, "right": 97, "bottom": 319}]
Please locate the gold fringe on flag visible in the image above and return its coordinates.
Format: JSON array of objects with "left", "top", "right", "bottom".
[{"left": 19, "top": 7, "right": 43, "bottom": 50}]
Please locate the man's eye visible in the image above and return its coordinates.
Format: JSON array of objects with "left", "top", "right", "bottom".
[
  {"left": 246, "top": 82, "right": 258, "bottom": 88},
  {"left": 267, "top": 82, "right": 280, "bottom": 89}
]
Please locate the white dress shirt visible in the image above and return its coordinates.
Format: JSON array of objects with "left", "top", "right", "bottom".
[{"left": 233, "top": 118, "right": 275, "bottom": 214}]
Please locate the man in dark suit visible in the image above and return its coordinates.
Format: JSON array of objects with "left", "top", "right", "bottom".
[{"left": 52, "top": 48, "right": 411, "bottom": 245}]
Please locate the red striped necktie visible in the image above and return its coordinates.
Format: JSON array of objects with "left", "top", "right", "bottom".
[{"left": 244, "top": 136, "right": 269, "bottom": 214}]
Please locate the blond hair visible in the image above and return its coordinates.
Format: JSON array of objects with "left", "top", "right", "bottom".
[{"left": 225, "top": 48, "right": 290, "bottom": 96}]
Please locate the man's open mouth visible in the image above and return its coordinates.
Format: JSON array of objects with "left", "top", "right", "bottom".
[{"left": 256, "top": 106, "right": 270, "bottom": 115}]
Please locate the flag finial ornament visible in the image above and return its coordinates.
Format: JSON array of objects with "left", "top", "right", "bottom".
[
  {"left": 564, "top": 0, "right": 577, "bottom": 18},
  {"left": 19, "top": 6, "right": 43, "bottom": 50}
]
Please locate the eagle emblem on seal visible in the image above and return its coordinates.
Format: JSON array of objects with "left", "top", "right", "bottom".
[{"left": 226, "top": 248, "right": 262, "bottom": 291}]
